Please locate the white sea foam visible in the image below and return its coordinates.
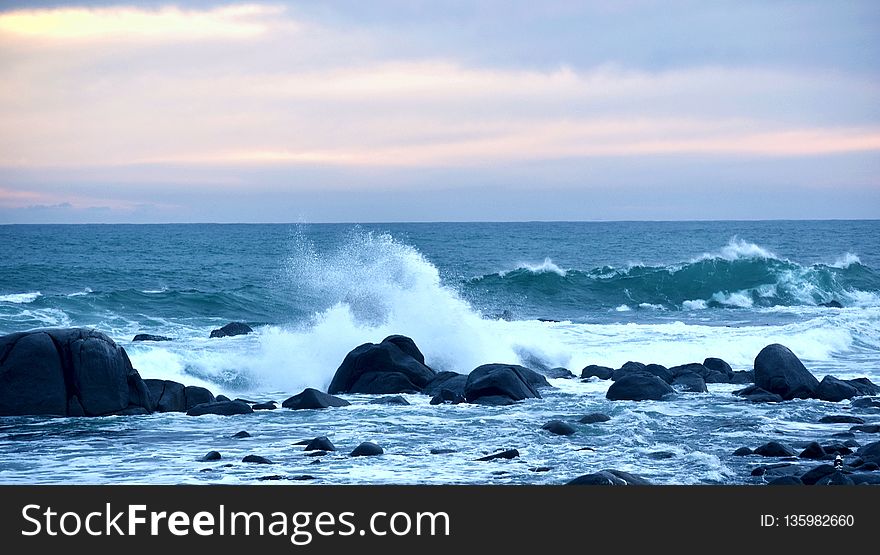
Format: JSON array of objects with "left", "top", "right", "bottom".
[
  {"left": 67, "top": 287, "right": 93, "bottom": 297},
  {"left": 710, "top": 290, "right": 754, "bottom": 308},
  {"left": 830, "top": 252, "right": 861, "bottom": 269},
  {"left": 682, "top": 299, "right": 708, "bottom": 310},
  {"left": 615, "top": 304, "right": 632, "bottom": 312},
  {"left": 501, "top": 257, "right": 567, "bottom": 277},
  {"left": 697, "top": 237, "right": 777, "bottom": 262},
  {"left": 0, "top": 292, "right": 41, "bottom": 304}
]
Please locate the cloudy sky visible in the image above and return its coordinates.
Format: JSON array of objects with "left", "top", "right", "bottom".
[{"left": 0, "top": 1, "right": 878, "bottom": 223}]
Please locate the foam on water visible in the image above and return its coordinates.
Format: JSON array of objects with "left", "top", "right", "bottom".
[
  {"left": 0, "top": 292, "right": 41, "bottom": 304},
  {"left": 502, "top": 258, "right": 568, "bottom": 277}
]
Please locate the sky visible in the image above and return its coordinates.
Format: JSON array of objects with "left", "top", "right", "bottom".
[{"left": 0, "top": 1, "right": 878, "bottom": 223}]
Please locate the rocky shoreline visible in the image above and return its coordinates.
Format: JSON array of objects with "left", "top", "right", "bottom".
[{"left": 1, "top": 326, "right": 878, "bottom": 485}]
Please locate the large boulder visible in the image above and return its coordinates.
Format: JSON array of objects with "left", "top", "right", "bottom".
[
  {"left": 209, "top": 322, "right": 253, "bottom": 338},
  {"left": 0, "top": 328, "right": 154, "bottom": 417},
  {"left": 144, "top": 379, "right": 216, "bottom": 412},
  {"left": 815, "top": 376, "right": 860, "bottom": 402},
  {"left": 282, "top": 388, "right": 350, "bottom": 410},
  {"left": 464, "top": 364, "right": 542, "bottom": 405},
  {"left": 672, "top": 372, "right": 708, "bottom": 393},
  {"left": 186, "top": 400, "right": 253, "bottom": 416},
  {"left": 703, "top": 357, "right": 734, "bottom": 380},
  {"left": 606, "top": 374, "right": 674, "bottom": 401},
  {"left": 847, "top": 378, "right": 880, "bottom": 396},
  {"left": 580, "top": 365, "right": 614, "bottom": 380},
  {"left": 753, "top": 344, "right": 819, "bottom": 400},
  {"left": 669, "top": 363, "right": 729, "bottom": 384},
  {"left": 423, "top": 371, "right": 468, "bottom": 397},
  {"left": 856, "top": 441, "right": 880, "bottom": 464},
  {"left": 328, "top": 336, "right": 435, "bottom": 394},
  {"left": 612, "top": 361, "right": 646, "bottom": 381}
]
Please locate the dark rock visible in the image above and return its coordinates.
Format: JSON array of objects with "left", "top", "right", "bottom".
[
  {"left": 566, "top": 469, "right": 651, "bottom": 485},
  {"left": 132, "top": 334, "right": 171, "bottom": 342},
  {"left": 821, "top": 443, "right": 852, "bottom": 456},
  {"left": 241, "top": 455, "right": 272, "bottom": 464},
  {"left": 730, "top": 370, "right": 754, "bottom": 384},
  {"left": 832, "top": 432, "right": 856, "bottom": 439},
  {"left": 144, "top": 379, "right": 185, "bottom": 412},
  {"left": 282, "top": 388, "right": 350, "bottom": 410},
  {"left": 767, "top": 476, "right": 803, "bottom": 485},
  {"left": 530, "top": 466, "right": 553, "bottom": 472},
  {"left": 851, "top": 473, "right": 880, "bottom": 484},
  {"left": 470, "top": 395, "right": 517, "bottom": 406},
  {"left": 819, "top": 300, "right": 843, "bottom": 309},
  {"left": 184, "top": 386, "right": 215, "bottom": 410},
  {"left": 430, "top": 448, "right": 457, "bottom": 455},
  {"left": 112, "top": 406, "right": 149, "bottom": 416},
  {"left": 369, "top": 395, "right": 410, "bottom": 406},
  {"left": 232, "top": 431, "right": 251, "bottom": 438},
  {"left": 754, "top": 441, "right": 796, "bottom": 457},
  {"left": 734, "top": 385, "right": 784, "bottom": 403},
  {"left": 292, "top": 439, "right": 311, "bottom": 446},
  {"left": 819, "top": 415, "right": 864, "bottom": 424},
  {"left": 350, "top": 441, "right": 383, "bottom": 457},
  {"left": 580, "top": 365, "right": 614, "bottom": 380},
  {"left": 733, "top": 447, "right": 753, "bottom": 456},
  {"left": 815, "top": 471, "right": 855, "bottom": 485},
  {"left": 186, "top": 400, "right": 253, "bottom": 416},
  {"left": 257, "top": 475, "right": 285, "bottom": 481},
  {"left": 234, "top": 398, "right": 258, "bottom": 404},
  {"left": 328, "top": 336, "right": 435, "bottom": 394},
  {"left": 798, "top": 442, "right": 826, "bottom": 459},
  {"left": 856, "top": 440, "right": 880, "bottom": 463},
  {"left": 751, "top": 463, "right": 795, "bottom": 477},
  {"left": 515, "top": 366, "right": 552, "bottom": 389},
  {"left": 843, "top": 439, "right": 861, "bottom": 448},
  {"left": 800, "top": 464, "right": 836, "bottom": 485},
  {"left": 648, "top": 451, "right": 675, "bottom": 460},
  {"left": 215, "top": 395, "right": 231, "bottom": 402},
  {"left": 644, "top": 364, "right": 674, "bottom": 384},
  {"left": 305, "top": 436, "right": 336, "bottom": 452},
  {"left": 537, "top": 318, "right": 560, "bottom": 323},
  {"left": 429, "top": 389, "right": 466, "bottom": 405},
  {"left": 815, "top": 376, "right": 859, "bottom": 402},
  {"left": 202, "top": 451, "right": 221, "bottom": 461},
  {"left": 703, "top": 357, "right": 734, "bottom": 379},
  {"left": 851, "top": 424, "right": 880, "bottom": 433},
  {"left": 252, "top": 402, "right": 276, "bottom": 410},
  {"left": 851, "top": 397, "right": 880, "bottom": 410},
  {"left": 612, "top": 361, "right": 647, "bottom": 381},
  {"left": 476, "top": 449, "right": 519, "bottom": 462},
  {"left": 672, "top": 372, "right": 708, "bottom": 393},
  {"left": 542, "top": 367, "right": 575, "bottom": 379},
  {"left": 860, "top": 462, "right": 880, "bottom": 471},
  {"left": 209, "top": 322, "right": 253, "bottom": 338},
  {"left": 541, "top": 420, "right": 576, "bottom": 436},
  {"left": 0, "top": 328, "right": 154, "bottom": 417},
  {"left": 846, "top": 378, "right": 880, "bottom": 396},
  {"left": 753, "top": 343, "right": 819, "bottom": 400},
  {"left": 306, "top": 450, "right": 327, "bottom": 457},
  {"left": 423, "top": 372, "right": 468, "bottom": 397},
  {"left": 669, "top": 363, "right": 708, "bottom": 379},
  {"left": 579, "top": 413, "right": 611, "bottom": 424},
  {"left": 291, "top": 475, "right": 316, "bottom": 481},
  {"left": 606, "top": 373, "right": 674, "bottom": 401},
  {"left": 464, "top": 364, "right": 542, "bottom": 404}
]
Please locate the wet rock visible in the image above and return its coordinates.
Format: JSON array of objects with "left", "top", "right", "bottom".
[
  {"left": 282, "top": 388, "right": 351, "bottom": 410},
  {"left": 612, "top": 361, "right": 647, "bottom": 381},
  {"left": 429, "top": 389, "right": 466, "bottom": 405},
  {"left": 851, "top": 397, "right": 880, "bottom": 410},
  {"left": 733, "top": 447, "right": 753, "bottom": 456},
  {"left": 815, "top": 376, "right": 859, "bottom": 402},
  {"left": 234, "top": 398, "right": 258, "bottom": 404},
  {"left": 730, "top": 370, "right": 755, "bottom": 384},
  {"left": 832, "top": 432, "right": 856, "bottom": 439},
  {"left": 423, "top": 372, "right": 468, "bottom": 397},
  {"left": 132, "top": 334, "right": 172, "bottom": 342},
  {"left": 350, "top": 442, "right": 384, "bottom": 457},
  {"left": 798, "top": 442, "right": 826, "bottom": 459},
  {"left": 672, "top": 372, "right": 708, "bottom": 393},
  {"left": 844, "top": 439, "right": 861, "bottom": 448},
  {"left": 820, "top": 300, "right": 843, "bottom": 309},
  {"left": 800, "top": 464, "right": 836, "bottom": 485},
  {"left": 144, "top": 379, "right": 184, "bottom": 412},
  {"left": 703, "top": 357, "right": 734, "bottom": 380},
  {"left": 819, "top": 415, "right": 864, "bottom": 424},
  {"left": 815, "top": 471, "right": 855, "bottom": 485},
  {"left": 530, "top": 466, "right": 553, "bottom": 472},
  {"left": 202, "top": 451, "right": 221, "bottom": 462},
  {"left": 606, "top": 373, "right": 674, "bottom": 401},
  {"left": 257, "top": 475, "right": 285, "bottom": 481},
  {"left": 542, "top": 367, "right": 575, "bottom": 379},
  {"left": 580, "top": 365, "right": 614, "bottom": 380},
  {"left": 305, "top": 436, "right": 336, "bottom": 452},
  {"left": 369, "top": 395, "right": 410, "bottom": 406},
  {"left": 847, "top": 378, "right": 880, "bottom": 396},
  {"left": 645, "top": 364, "right": 674, "bottom": 384},
  {"left": 821, "top": 443, "right": 852, "bottom": 456},
  {"left": 566, "top": 469, "right": 651, "bottom": 485},
  {"left": 734, "top": 385, "right": 783, "bottom": 403},
  {"left": 856, "top": 440, "right": 880, "bottom": 464},
  {"left": 252, "top": 402, "right": 276, "bottom": 410},
  {"left": 541, "top": 420, "right": 576, "bottom": 436},
  {"left": 850, "top": 424, "right": 880, "bottom": 433},
  {"left": 232, "top": 431, "right": 251, "bottom": 438},
  {"left": 767, "top": 476, "right": 804, "bottom": 485},
  {"left": 215, "top": 395, "right": 231, "bottom": 402},
  {"left": 754, "top": 441, "right": 796, "bottom": 457},
  {"left": 328, "top": 335, "right": 434, "bottom": 395},
  {"left": 850, "top": 473, "right": 880, "bottom": 484},
  {"left": 476, "top": 449, "right": 519, "bottom": 462},
  {"left": 464, "top": 364, "right": 543, "bottom": 405},
  {"left": 184, "top": 386, "right": 215, "bottom": 410},
  {"left": 306, "top": 451, "right": 327, "bottom": 457},
  {"left": 430, "top": 448, "right": 457, "bottom": 455},
  {"left": 209, "top": 322, "right": 253, "bottom": 338},
  {"left": 648, "top": 451, "right": 675, "bottom": 460},
  {"left": 186, "top": 400, "right": 253, "bottom": 416},
  {"left": 579, "top": 413, "right": 611, "bottom": 424},
  {"left": 753, "top": 343, "right": 819, "bottom": 400},
  {"left": 751, "top": 463, "right": 797, "bottom": 477},
  {"left": 241, "top": 455, "right": 272, "bottom": 464}
]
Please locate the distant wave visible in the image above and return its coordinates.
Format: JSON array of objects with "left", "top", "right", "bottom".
[
  {"left": 500, "top": 258, "right": 568, "bottom": 277},
  {"left": 0, "top": 292, "right": 42, "bottom": 304}
]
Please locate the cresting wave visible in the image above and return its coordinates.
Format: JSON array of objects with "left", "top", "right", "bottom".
[{"left": 467, "top": 238, "right": 880, "bottom": 311}]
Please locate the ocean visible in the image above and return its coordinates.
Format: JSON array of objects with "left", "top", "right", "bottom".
[{"left": 1, "top": 220, "right": 879, "bottom": 484}]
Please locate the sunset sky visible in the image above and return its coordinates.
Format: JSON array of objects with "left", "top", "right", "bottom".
[{"left": 1, "top": 1, "right": 878, "bottom": 223}]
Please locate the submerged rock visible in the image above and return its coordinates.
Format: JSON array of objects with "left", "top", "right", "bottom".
[
  {"left": 241, "top": 455, "right": 272, "bottom": 464},
  {"left": 369, "top": 395, "right": 410, "bottom": 406},
  {"left": 329, "top": 335, "right": 435, "bottom": 395},
  {"left": 753, "top": 344, "right": 819, "bottom": 400},
  {"left": 819, "top": 300, "right": 844, "bottom": 309},
  {"left": 541, "top": 420, "right": 576, "bottom": 436},
  {"left": 476, "top": 449, "right": 519, "bottom": 462},
  {"left": 819, "top": 415, "right": 865, "bottom": 424},
  {"left": 606, "top": 374, "right": 674, "bottom": 401},
  {"left": 798, "top": 442, "right": 826, "bottom": 459},
  {"left": 186, "top": 400, "right": 253, "bottom": 416},
  {"left": 305, "top": 436, "right": 336, "bottom": 452},
  {"left": 282, "top": 388, "right": 350, "bottom": 410},
  {"left": 464, "top": 364, "right": 543, "bottom": 405},
  {"left": 734, "top": 385, "right": 784, "bottom": 403},
  {"left": 542, "top": 367, "right": 576, "bottom": 379},
  {"left": 209, "top": 322, "right": 253, "bottom": 338},
  {"left": 350, "top": 442, "right": 383, "bottom": 457},
  {"left": 202, "top": 451, "right": 222, "bottom": 462},
  {"left": 232, "top": 431, "right": 251, "bottom": 438},
  {"left": 767, "top": 476, "right": 804, "bottom": 485},
  {"left": 579, "top": 412, "right": 611, "bottom": 424},
  {"left": 251, "top": 401, "right": 276, "bottom": 410}
]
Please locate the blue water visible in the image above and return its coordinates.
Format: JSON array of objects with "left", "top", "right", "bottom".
[{"left": 1, "top": 221, "right": 879, "bottom": 484}]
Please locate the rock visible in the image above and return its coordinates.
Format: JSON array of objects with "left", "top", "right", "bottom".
[
  {"left": 856, "top": 440, "right": 880, "bottom": 463},
  {"left": 350, "top": 442, "right": 383, "bottom": 457},
  {"left": 753, "top": 441, "right": 796, "bottom": 457},
  {"left": 430, "top": 389, "right": 466, "bottom": 405},
  {"left": 579, "top": 413, "right": 611, "bottom": 424},
  {"left": 767, "top": 476, "right": 804, "bottom": 485},
  {"left": 541, "top": 420, "right": 576, "bottom": 436},
  {"left": 580, "top": 365, "right": 614, "bottom": 380},
  {"left": 144, "top": 379, "right": 184, "bottom": 412},
  {"left": 305, "top": 436, "right": 336, "bottom": 452},
  {"left": 0, "top": 328, "right": 154, "bottom": 417},
  {"left": 798, "top": 442, "right": 826, "bottom": 459},
  {"left": 209, "top": 322, "right": 253, "bottom": 338},
  {"left": 860, "top": 462, "right": 880, "bottom": 471},
  {"left": 753, "top": 343, "right": 819, "bottom": 400},
  {"left": 282, "top": 388, "right": 351, "bottom": 410},
  {"left": 241, "top": 455, "right": 272, "bottom": 464},
  {"left": 643, "top": 364, "right": 673, "bottom": 384},
  {"left": 476, "top": 449, "right": 519, "bottom": 462},
  {"left": 733, "top": 447, "right": 753, "bottom": 456},
  {"left": 819, "top": 300, "right": 843, "bottom": 308},
  {"left": 847, "top": 378, "right": 880, "bottom": 396},
  {"left": 257, "top": 475, "right": 285, "bottom": 481},
  {"left": 734, "top": 385, "right": 784, "bottom": 403},
  {"left": 328, "top": 336, "right": 435, "bottom": 395},
  {"left": 851, "top": 473, "right": 880, "bottom": 485},
  {"left": 815, "top": 376, "right": 859, "bottom": 402},
  {"left": 306, "top": 451, "right": 327, "bottom": 457},
  {"left": 530, "top": 466, "right": 553, "bottom": 472},
  {"left": 566, "top": 469, "right": 651, "bottom": 485},
  {"left": 232, "top": 431, "right": 251, "bottom": 438},
  {"left": 423, "top": 372, "right": 468, "bottom": 397},
  {"left": 672, "top": 372, "right": 708, "bottom": 393},
  {"left": 186, "top": 400, "right": 253, "bottom": 416},
  {"left": 202, "top": 451, "right": 221, "bottom": 461},
  {"left": 369, "top": 395, "right": 410, "bottom": 406},
  {"left": 850, "top": 424, "right": 880, "bottom": 433},
  {"left": 648, "top": 451, "right": 675, "bottom": 460},
  {"left": 252, "top": 402, "right": 276, "bottom": 410},
  {"left": 184, "top": 386, "right": 215, "bottom": 410},
  {"left": 832, "top": 432, "right": 856, "bottom": 439},
  {"left": 606, "top": 373, "right": 674, "bottom": 401},
  {"left": 800, "top": 464, "right": 836, "bottom": 485},
  {"left": 216, "top": 395, "right": 231, "bottom": 402},
  {"left": 751, "top": 463, "right": 795, "bottom": 477},
  {"left": 844, "top": 439, "right": 861, "bottom": 448},
  {"left": 851, "top": 397, "right": 880, "bottom": 410},
  {"left": 132, "top": 334, "right": 171, "bottom": 342},
  {"left": 430, "top": 448, "right": 457, "bottom": 455},
  {"left": 703, "top": 357, "right": 734, "bottom": 379},
  {"left": 821, "top": 443, "right": 852, "bottom": 456},
  {"left": 730, "top": 371, "right": 754, "bottom": 384},
  {"left": 815, "top": 471, "right": 855, "bottom": 486},
  {"left": 612, "top": 361, "right": 647, "bottom": 381},
  {"left": 542, "top": 367, "right": 575, "bottom": 379},
  {"left": 819, "top": 415, "right": 865, "bottom": 424},
  {"left": 234, "top": 398, "right": 258, "bottom": 404},
  {"left": 464, "top": 364, "right": 543, "bottom": 405}
]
